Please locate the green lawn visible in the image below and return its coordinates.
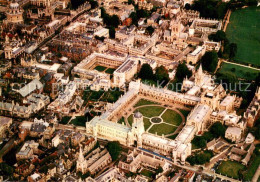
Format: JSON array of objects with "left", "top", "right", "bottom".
[
  {"left": 105, "top": 68, "right": 116, "bottom": 74},
  {"left": 143, "top": 118, "right": 151, "bottom": 130},
  {"left": 134, "top": 99, "right": 158, "bottom": 107},
  {"left": 243, "top": 153, "right": 260, "bottom": 181},
  {"left": 161, "top": 109, "right": 183, "bottom": 126},
  {"left": 140, "top": 169, "right": 154, "bottom": 178},
  {"left": 137, "top": 106, "right": 165, "bottom": 118},
  {"left": 148, "top": 123, "right": 177, "bottom": 136},
  {"left": 226, "top": 6, "right": 260, "bottom": 66},
  {"left": 217, "top": 160, "right": 245, "bottom": 179},
  {"left": 94, "top": 65, "right": 107, "bottom": 72},
  {"left": 128, "top": 114, "right": 133, "bottom": 126},
  {"left": 218, "top": 62, "right": 260, "bottom": 80}
]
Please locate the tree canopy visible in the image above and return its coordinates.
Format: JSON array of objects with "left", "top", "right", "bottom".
[
  {"left": 175, "top": 62, "right": 192, "bottom": 82},
  {"left": 138, "top": 63, "right": 154, "bottom": 80},
  {"left": 106, "top": 141, "right": 121, "bottom": 161},
  {"left": 146, "top": 26, "right": 155, "bottom": 36},
  {"left": 155, "top": 65, "right": 169, "bottom": 86},
  {"left": 201, "top": 51, "right": 218, "bottom": 73},
  {"left": 210, "top": 122, "right": 226, "bottom": 138}
]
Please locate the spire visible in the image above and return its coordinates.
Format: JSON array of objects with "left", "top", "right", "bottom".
[
  {"left": 78, "top": 146, "right": 85, "bottom": 163},
  {"left": 198, "top": 64, "right": 203, "bottom": 76}
]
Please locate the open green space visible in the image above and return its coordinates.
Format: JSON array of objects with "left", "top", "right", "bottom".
[
  {"left": 128, "top": 114, "right": 133, "bottom": 126},
  {"left": 218, "top": 62, "right": 260, "bottom": 80},
  {"left": 137, "top": 106, "right": 165, "bottom": 118},
  {"left": 217, "top": 160, "right": 245, "bottom": 179},
  {"left": 94, "top": 65, "right": 107, "bottom": 72},
  {"left": 243, "top": 152, "right": 260, "bottom": 181},
  {"left": 226, "top": 6, "right": 260, "bottom": 66},
  {"left": 134, "top": 99, "right": 158, "bottom": 107},
  {"left": 161, "top": 109, "right": 182, "bottom": 126},
  {"left": 140, "top": 169, "right": 154, "bottom": 178},
  {"left": 105, "top": 68, "right": 116, "bottom": 74},
  {"left": 148, "top": 123, "right": 177, "bottom": 136},
  {"left": 143, "top": 118, "right": 151, "bottom": 130}
]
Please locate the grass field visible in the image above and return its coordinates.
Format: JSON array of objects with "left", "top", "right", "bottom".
[
  {"left": 149, "top": 123, "right": 177, "bottom": 136},
  {"left": 94, "top": 65, "right": 107, "bottom": 72},
  {"left": 218, "top": 62, "right": 260, "bottom": 80},
  {"left": 161, "top": 109, "right": 182, "bottom": 126},
  {"left": 226, "top": 6, "right": 260, "bottom": 66},
  {"left": 134, "top": 99, "right": 158, "bottom": 107},
  {"left": 128, "top": 114, "right": 133, "bottom": 126},
  {"left": 138, "top": 106, "right": 165, "bottom": 118},
  {"left": 217, "top": 160, "right": 245, "bottom": 179}
]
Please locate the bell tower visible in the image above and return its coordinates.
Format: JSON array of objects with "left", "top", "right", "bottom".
[{"left": 132, "top": 112, "right": 145, "bottom": 147}]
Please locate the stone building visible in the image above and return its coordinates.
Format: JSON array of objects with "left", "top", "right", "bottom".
[{"left": 4, "top": 2, "right": 23, "bottom": 24}]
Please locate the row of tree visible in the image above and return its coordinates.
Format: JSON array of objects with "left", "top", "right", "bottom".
[{"left": 185, "top": 0, "right": 258, "bottom": 19}]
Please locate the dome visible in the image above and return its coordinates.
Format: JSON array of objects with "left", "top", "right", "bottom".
[
  {"left": 134, "top": 111, "right": 143, "bottom": 118},
  {"left": 10, "top": 2, "right": 19, "bottom": 9}
]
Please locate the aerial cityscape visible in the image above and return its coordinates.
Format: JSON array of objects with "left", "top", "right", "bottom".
[{"left": 0, "top": 0, "right": 259, "bottom": 181}]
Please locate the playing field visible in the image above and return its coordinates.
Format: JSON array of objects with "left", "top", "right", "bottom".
[
  {"left": 226, "top": 6, "right": 260, "bottom": 66},
  {"left": 219, "top": 62, "right": 260, "bottom": 80}
]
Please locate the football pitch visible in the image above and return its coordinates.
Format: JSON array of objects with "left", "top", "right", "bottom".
[{"left": 226, "top": 6, "right": 260, "bottom": 66}]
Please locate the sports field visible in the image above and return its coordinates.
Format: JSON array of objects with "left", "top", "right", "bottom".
[{"left": 226, "top": 6, "right": 260, "bottom": 66}]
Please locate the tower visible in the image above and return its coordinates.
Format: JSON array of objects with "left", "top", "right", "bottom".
[
  {"left": 195, "top": 64, "right": 204, "bottom": 86},
  {"left": 132, "top": 112, "right": 145, "bottom": 147},
  {"left": 5, "top": 1, "right": 24, "bottom": 24},
  {"left": 76, "top": 146, "right": 88, "bottom": 174},
  {"left": 4, "top": 35, "right": 12, "bottom": 59}
]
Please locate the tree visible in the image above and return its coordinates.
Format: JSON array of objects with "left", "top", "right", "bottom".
[
  {"left": 109, "top": 27, "right": 115, "bottom": 39},
  {"left": 210, "top": 122, "right": 226, "bottom": 138},
  {"left": 208, "top": 30, "right": 227, "bottom": 42},
  {"left": 106, "top": 141, "right": 121, "bottom": 161},
  {"left": 191, "top": 136, "right": 207, "bottom": 148},
  {"left": 175, "top": 62, "right": 192, "bottom": 82},
  {"left": 111, "top": 15, "right": 120, "bottom": 28},
  {"left": 129, "top": 12, "right": 138, "bottom": 25},
  {"left": 138, "top": 63, "right": 154, "bottom": 80},
  {"left": 155, "top": 166, "right": 163, "bottom": 174},
  {"left": 89, "top": 0, "right": 98, "bottom": 9},
  {"left": 155, "top": 65, "right": 169, "bottom": 86},
  {"left": 146, "top": 26, "right": 154, "bottom": 35},
  {"left": 229, "top": 43, "right": 237, "bottom": 59},
  {"left": 201, "top": 51, "right": 218, "bottom": 73}
]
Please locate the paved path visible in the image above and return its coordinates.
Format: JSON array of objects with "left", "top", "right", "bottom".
[
  {"left": 252, "top": 166, "right": 260, "bottom": 182},
  {"left": 222, "top": 60, "right": 260, "bottom": 71}
]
